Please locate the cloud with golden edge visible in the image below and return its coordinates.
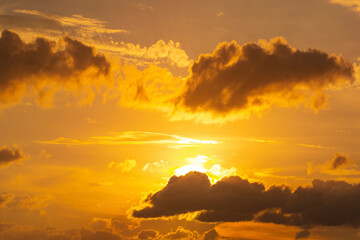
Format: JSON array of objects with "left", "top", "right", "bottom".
[
  {"left": 1, "top": 10, "right": 191, "bottom": 69},
  {"left": 172, "top": 37, "right": 354, "bottom": 123},
  {"left": 174, "top": 155, "right": 237, "bottom": 182},
  {"left": 0, "top": 29, "right": 111, "bottom": 108},
  {"left": 35, "top": 131, "right": 218, "bottom": 148},
  {"left": 132, "top": 171, "right": 360, "bottom": 229}
]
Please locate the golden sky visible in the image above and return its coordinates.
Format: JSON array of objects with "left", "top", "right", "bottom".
[{"left": 1, "top": 0, "right": 360, "bottom": 239}]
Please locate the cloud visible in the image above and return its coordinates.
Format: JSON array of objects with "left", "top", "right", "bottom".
[
  {"left": 136, "top": 4, "right": 154, "bottom": 11},
  {"left": 330, "top": 0, "right": 360, "bottom": 12},
  {"left": 133, "top": 171, "right": 360, "bottom": 228},
  {"left": 307, "top": 153, "right": 354, "bottom": 175},
  {"left": 295, "top": 230, "right": 311, "bottom": 239},
  {"left": 0, "top": 145, "right": 24, "bottom": 166},
  {"left": 216, "top": 12, "right": 224, "bottom": 17},
  {"left": 143, "top": 160, "right": 168, "bottom": 173},
  {"left": 108, "top": 159, "right": 137, "bottom": 172},
  {"left": 36, "top": 131, "right": 218, "bottom": 148},
  {"left": 0, "top": 10, "right": 191, "bottom": 69},
  {"left": 160, "top": 226, "right": 200, "bottom": 240},
  {"left": 0, "top": 193, "right": 52, "bottom": 210},
  {"left": 202, "top": 229, "right": 219, "bottom": 240},
  {"left": 137, "top": 229, "right": 159, "bottom": 239},
  {"left": 0, "top": 9, "right": 128, "bottom": 43},
  {"left": 173, "top": 37, "right": 354, "bottom": 123},
  {"left": 0, "top": 29, "right": 110, "bottom": 108},
  {"left": 330, "top": 153, "right": 350, "bottom": 170}
]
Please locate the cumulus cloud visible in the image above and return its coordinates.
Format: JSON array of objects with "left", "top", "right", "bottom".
[
  {"left": 0, "top": 145, "right": 24, "bottom": 166},
  {"left": 133, "top": 171, "right": 360, "bottom": 228},
  {"left": 0, "top": 29, "right": 110, "bottom": 108},
  {"left": 173, "top": 37, "right": 354, "bottom": 122}
]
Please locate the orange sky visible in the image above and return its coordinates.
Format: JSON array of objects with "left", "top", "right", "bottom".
[{"left": 1, "top": 0, "right": 360, "bottom": 239}]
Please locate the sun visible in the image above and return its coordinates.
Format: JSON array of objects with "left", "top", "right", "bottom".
[{"left": 174, "top": 155, "right": 209, "bottom": 176}]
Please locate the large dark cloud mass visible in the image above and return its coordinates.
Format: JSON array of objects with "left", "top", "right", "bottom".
[
  {"left": 0, "top": 146, "right": 24, "bottom": 166},
  {"left": 175, "top": 38, "right": 354, "bottom": 119},
  {"left": 133, "top": 172, "right": 360, "bottom": 227},
  {"left": 0, "top": 29, "right": 110, "bottom": 107}
]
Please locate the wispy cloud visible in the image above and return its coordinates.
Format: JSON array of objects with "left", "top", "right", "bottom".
[
  {"left": 35, "top": 131, "right": 219, "bottom": 148},
  {"left": 0, "top": 10, "right": 191, "bottom": 69},
  {"left": 108, "top": 159, "right": 136, "bottom": 172},
  {"left": 329, "top": 0, "right": 360, "bottom": 12},
  {"left": 297, "top": 143, "right": 333, "bottom": 149},
  {"left": 216, "top": 12, "right": 224, "bottom": 17},
  {"left": 136, "top": 4, "right": 154, "bottom": 11},
  {"left": 13, "top": 9, "right": 129, "bottom": 34},
  {"left": 243, "top": 138, "right": 285, "bottom": 145}
]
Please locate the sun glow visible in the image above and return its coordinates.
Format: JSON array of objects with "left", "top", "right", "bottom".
[{"left": 174, "top": 155, "right": 237, "bottom": 181}]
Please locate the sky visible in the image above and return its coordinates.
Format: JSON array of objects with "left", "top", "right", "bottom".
[{"left": 1, "top": 0, "right": 360, "bottom": 239}]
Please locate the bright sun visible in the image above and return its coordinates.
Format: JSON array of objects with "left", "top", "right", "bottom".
[
  {"left": 174, "top": 155, "right": 237, "bottom": 182},
  {"left": 174, "top": 155, "right": 209, "bottom": 176}
]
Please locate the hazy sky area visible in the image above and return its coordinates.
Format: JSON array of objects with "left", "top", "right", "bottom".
[{"left": 1, "top": 0, "right": 360, "bottom": 239}]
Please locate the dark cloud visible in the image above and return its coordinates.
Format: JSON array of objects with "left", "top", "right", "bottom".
[
  {"left": 202, "top": 229, "right": 219, "bottom": 240},
  {"left": 0, "top": 146, "right": 24, "bottom": 166},
  {"left": 295, "top": 230, "right": 311, "bottom": 239},
  {"left": 330, "top": 153, "right": 350, "bottom": 170},
  {"left": 175, "top": 38, "right": 354, "bottom": 121},
  {"left": 133, "top": 171, "right": 360, "bottom": 228},
  {"left": 137, "top": 229, "right": 158, "bottom": 240},
  {"left": 0, "top": 29, "right": 110, "bottom": 108}
]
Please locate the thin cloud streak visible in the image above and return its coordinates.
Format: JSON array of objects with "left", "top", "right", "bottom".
[{"left": 35, "top": 131, "right": 219, "bottom": 148}]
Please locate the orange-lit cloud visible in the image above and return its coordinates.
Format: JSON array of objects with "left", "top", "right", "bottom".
[
  {"left": 143, "top": 160, "right": 168, "bottom": 173},
  {"left": 113, "top": 64, "right": 185, "bottom": 112},
  {"left": 0, "top": 30, "right": 110, "bottom": 108},
  {"left": 0, "top": 10, "right": 191, "bottom": 69},
  {"left": 36, "top": 131, "right": 218, "bottom": 148},
  {"left": 13, "top": 9, "right": 128, "bottom": 34},
  {"left": 160, "top": 226, "right": 200, "bottom": 239},
  {"left": 172, "top": 37, "right": 354, "bottom": 123},
  {"left": 137, "top": 229, "right": 159, "bottom": 239},
  {"left": 215, "top": 222, "right": 302, "bottom": 240},
  {"left": 0, "top": 193, "right": 52, "bottom": 210},
  {"left": 330, "top": 0, "right": 360, "bottom": 12},
  {"left": 307, "top": 153, "right": 358, "bottom": 178},
  {"left": 108, "top": 159, "right": 137, "bottom": 172},
  {"left": 133, "top": 171, "right": 360, "bottom": 228},
  {"left": 0, "top": 145, "right": 24, "bottom": 166}
]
